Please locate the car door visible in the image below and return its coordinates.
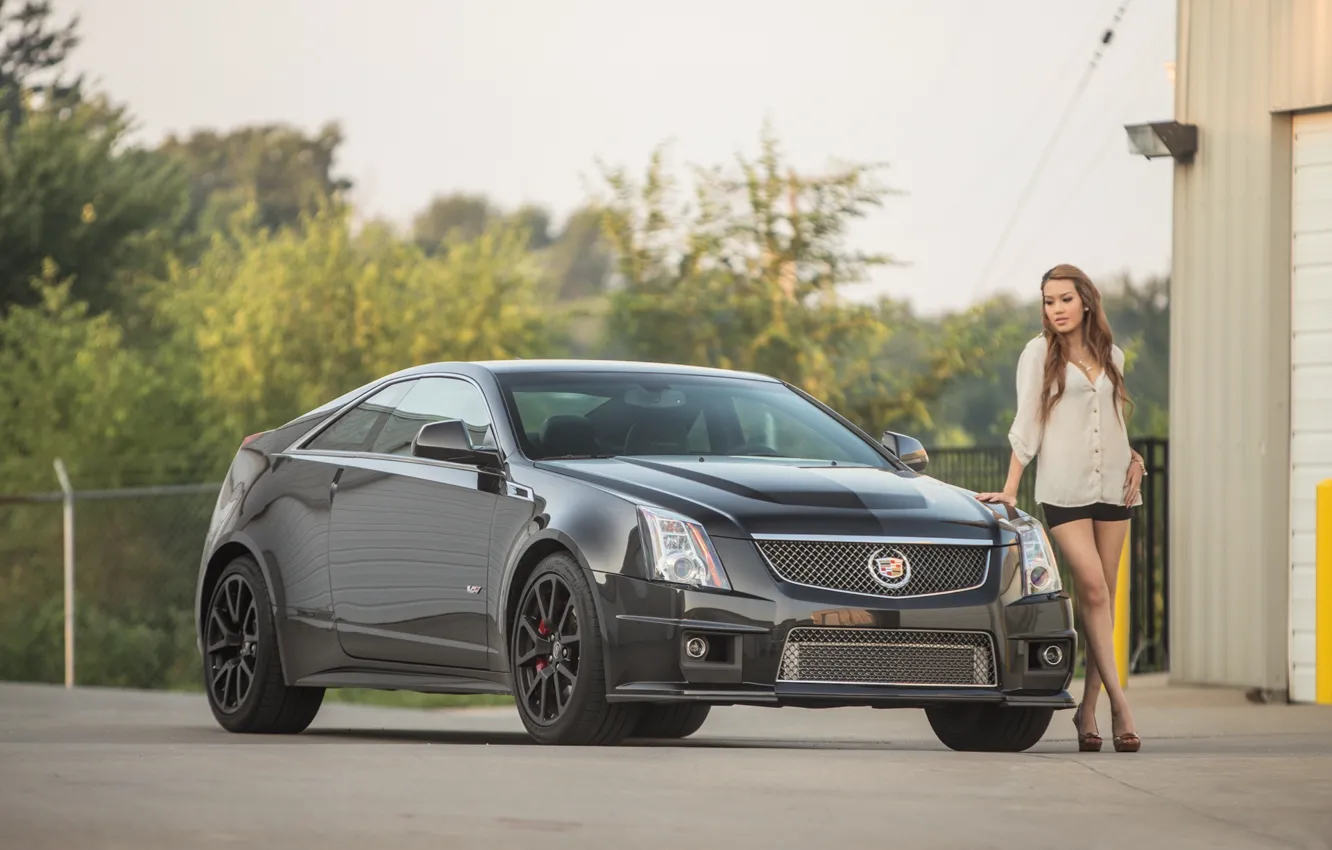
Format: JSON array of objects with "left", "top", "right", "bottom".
[
  {"left": 270, "top": 379, "right": 417, "bottom": 649},
  {"left": 328, "top": 375, "right": 500, "bottom": 670}
]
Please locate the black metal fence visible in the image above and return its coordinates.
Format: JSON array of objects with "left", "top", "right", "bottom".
[
  {"left": 926, "top": 438, "right": 1170, "bottom": 674},
  {"left": 1126, "top": 438, "right": 1169, "bottom": 672}
]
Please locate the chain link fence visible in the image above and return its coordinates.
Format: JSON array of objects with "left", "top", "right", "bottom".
[{"left": 0, "top": 469, "right": 220, "bottom": 690}]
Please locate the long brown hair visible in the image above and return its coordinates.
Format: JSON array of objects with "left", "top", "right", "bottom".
[{"left": 1038, "top": 264, "right": 1131, "bottom": 424}]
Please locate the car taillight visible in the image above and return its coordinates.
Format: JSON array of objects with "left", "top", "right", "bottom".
[{"left": 241, "top": 432, "right": 266, "bottom": 447}]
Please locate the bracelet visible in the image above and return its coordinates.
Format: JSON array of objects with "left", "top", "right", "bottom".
[{"left": 1133, "top": 457, "right": 1147, "bottom": 476}]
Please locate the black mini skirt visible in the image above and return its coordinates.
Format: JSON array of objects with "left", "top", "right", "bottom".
[{"left": 1039, "top": 501, "right": 1132, "bottom": 528}]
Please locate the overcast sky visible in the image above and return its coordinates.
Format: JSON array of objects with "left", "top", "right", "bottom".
[{"left": 54, "top": 0, "right": 1178, "bottom": 315}]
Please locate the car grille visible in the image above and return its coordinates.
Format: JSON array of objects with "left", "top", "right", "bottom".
[
  {"left": 754, "top": 538, "right": 991, "bottom": 598},
  {"left": 777, "top": 627, "right": 997, "bottom": 687}
]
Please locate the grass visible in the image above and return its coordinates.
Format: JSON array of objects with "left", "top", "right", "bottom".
[
  {"left": 153, "top": 680, "right": 514, "bottom": 710},
  {"left": 322, "top": 688, "right": 515, "bottom": 709}
]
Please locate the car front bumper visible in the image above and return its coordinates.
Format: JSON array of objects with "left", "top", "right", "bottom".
[{"left": 593, "top": 535, "right": 1077, "bottom": 709}]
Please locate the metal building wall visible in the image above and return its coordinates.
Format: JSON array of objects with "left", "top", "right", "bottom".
[
  {"left": 1271, "top": 1, "right": 1332, "bottom": 112},
  {"left": 1169, "top": 0, "right": 1332, "bottom": 691}
]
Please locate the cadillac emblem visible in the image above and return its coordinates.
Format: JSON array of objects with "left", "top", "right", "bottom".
[{"left": 868, "top": 548, "right": 911, "bottom": 589}]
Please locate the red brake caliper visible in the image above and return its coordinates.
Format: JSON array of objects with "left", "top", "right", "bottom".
[{"left": 535, "top": 620, "right": 549, "bottom": 672}]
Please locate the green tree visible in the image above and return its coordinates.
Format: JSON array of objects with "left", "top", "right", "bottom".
[
  {"left": 511, "top": 203, "right": 553, "bottom": 251},
  {"left": 541, "top": 204, "right": 613, "bottom": 301},
  {"left": 596, "top": 128, "right": 1002, "bottom": 435},
  {"left": 0, "top": 261, "right": 188, "bottom": 489},
  {"left": 1102, "top": 273, "right": 1170, "bottom": 437},
  {"left": 153, "top": 202, "right": 569, "bottom": 448},
  {"left": 877, "top": 293, "right": 1038, "bottom": 446},
  {"left": 918, "top": 274, "right": 1171, "bottom": 448},
  {"left": 598, "top": 130, "right": 899, "bottom": 415},
  {"left": 0, "top": 0, "right": 81, "bottom": 128},
  {"left": 411, "top": 192, "right": 496, "bottom": 254},
  {"left": 843, "top": 294, "right": 1037, "bottom": 445},
  {"left": 1, "top": 0, "right": 190, "bottom": 317},
  {"left": 0, "top": 261, "right": 206, "bottom": 689},
  {"left": 0, "top": 97, "right": 189, "bottom": 316},
  {"left": 157, "top": 122, "right": 353, "bottom": 236}
]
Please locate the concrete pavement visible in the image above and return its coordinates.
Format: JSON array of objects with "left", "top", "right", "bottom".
[{"left": 2, "top": 674, "right": 1330, "bottom": 849}]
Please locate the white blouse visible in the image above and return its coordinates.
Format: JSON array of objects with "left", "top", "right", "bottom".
[{"left": 1007, "top": 335, "right": 1141, "bottom": 509}]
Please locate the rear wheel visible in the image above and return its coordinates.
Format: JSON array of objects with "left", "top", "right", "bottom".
[
  {"left": 203, "top": 555, "right": 324, "bottom": 734},
  {"left": 924, "top": 704, "right": 1053, "bottom": 752},
  {"left": 632, "top": 704, "right": 711, "bottom": 740},
  {"left": 509, "top": 552, "right": 640, "bottom": 745}
]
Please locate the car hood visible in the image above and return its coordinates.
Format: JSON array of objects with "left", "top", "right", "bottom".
[{"left": 535, "top": 456, "right": 1006, "bottom": 542}]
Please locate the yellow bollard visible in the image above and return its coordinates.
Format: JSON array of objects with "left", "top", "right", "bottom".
[
  {"left": 1114, "top": 530, "right": 1130, "bottom": 688},
  {"left": 1318, "top": 480, "right": 1332, "bottom": 705}
]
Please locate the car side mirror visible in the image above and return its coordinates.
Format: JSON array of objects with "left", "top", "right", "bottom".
[
  {"left": 412, "top": 420, "right": 501, "bottom": 468},
  {"left": 881, "top": 430, "right": 929, "bottom": 473}
]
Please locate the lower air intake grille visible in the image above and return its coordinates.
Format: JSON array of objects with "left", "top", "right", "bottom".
[{"left": 777, "top": 627, "right": 997, "bottom": 687}]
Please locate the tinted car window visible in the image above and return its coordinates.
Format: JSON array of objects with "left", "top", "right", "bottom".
[
  {"left": 497, "top": 371, "right": 892, "bottom": 467},
  {"left": 370, "top": 376, "right": 497, "bottom": 456},
  {"left": 305, "top": 381, "right": 414, "bottom": 452},
  {"left": 732, "top": 394, "right": 857, "bottom": 462}
]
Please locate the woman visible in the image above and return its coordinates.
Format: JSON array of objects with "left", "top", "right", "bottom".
[{"left": 976, "top": 264, "right": 1144, "bottom": 753}]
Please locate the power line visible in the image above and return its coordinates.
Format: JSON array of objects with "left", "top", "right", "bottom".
[
  {"left": 952, "top": 0, "right": 1124, "bottom": 196},
  {"left": 969, "top": 0, "right": 1136, "bottom": 299},
  {"left": 985, "top": 18, "right": 1166, "bottom": 291}
]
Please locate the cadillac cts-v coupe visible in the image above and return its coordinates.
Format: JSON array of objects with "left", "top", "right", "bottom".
[{"left": 195, "top": 359, "right": 1075, "bottom": 750}]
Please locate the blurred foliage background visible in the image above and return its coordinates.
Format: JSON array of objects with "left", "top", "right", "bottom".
[{"left": 0, "top": 3, "right": 1168, "bottom": 702}]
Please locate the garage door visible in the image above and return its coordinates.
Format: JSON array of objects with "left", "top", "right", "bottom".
[{"left": 1290, "top": 109, "right": 1332, "bottom": 704}]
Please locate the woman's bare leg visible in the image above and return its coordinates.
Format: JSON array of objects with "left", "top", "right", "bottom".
[
  {"left": 1050, "top": 518, "right": 1137, "bottom": 742},
  {"left": 1078, "top": 518, "right": 1131, "bottom": 731}
]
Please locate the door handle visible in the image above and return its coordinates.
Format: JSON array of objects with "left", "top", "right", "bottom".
[{"left": 330, "top": 467, "right": 344, "bottom": 501}]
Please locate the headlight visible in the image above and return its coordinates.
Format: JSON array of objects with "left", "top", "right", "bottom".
[
  {"left": 1013, "top": 516, "right": 1062, "bottom": 596},
  {"left": 637, "top": 505, "right": 731, "bottom": 591}
]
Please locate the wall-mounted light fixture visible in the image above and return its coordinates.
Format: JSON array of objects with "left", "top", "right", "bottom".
[{"left": 1124, "top": 121, "right": 1198, "bottom": 162}]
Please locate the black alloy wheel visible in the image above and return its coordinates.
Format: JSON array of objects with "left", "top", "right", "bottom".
[
  {"left": 508, "top": 552, "right": 640, "bottom": 745},
  {"left": 514, "top": 573, "right": 581, "bottom": 725},
  {"left": 206, "top": 573, "right": 260, "bottom": 714},
  {"left": 201, "top": 554, "right": 325, "bottom": 734}
]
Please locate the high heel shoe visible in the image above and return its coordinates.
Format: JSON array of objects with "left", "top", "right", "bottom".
[
  {"left": 1111, "top": 711, "right": 1141, "bottom": 753},
  {"left": 1113, "top": 733, "right": 1141, "bottom": 752},
  {"left": 1072, "top": 704, "right": 1102, "bottom": 752}
]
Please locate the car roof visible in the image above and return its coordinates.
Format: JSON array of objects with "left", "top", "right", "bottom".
[
  {"left": 402, "top": 358, "right": 782, "bottom": 383},
  {"left": 298, "top": 359, "right": 786, "bottom": 424}
]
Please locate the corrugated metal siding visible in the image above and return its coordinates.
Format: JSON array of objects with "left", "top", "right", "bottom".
[
  {"left": 1271, "top": 0, "right": 1332, "bottom": 112},
  {"left": 1171, "top": 0, "right": 1293, "bottom": 690},
  {"left": 1289, "top": 110, "right": 1332, "bottom": 702}
]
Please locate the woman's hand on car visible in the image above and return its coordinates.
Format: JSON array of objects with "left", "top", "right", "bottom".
[{"left": 975, "top": 490, "right": 1017, "bottom": 507}]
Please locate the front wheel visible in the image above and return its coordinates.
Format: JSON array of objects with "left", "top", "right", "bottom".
[
  {"left": 509, "top": 552, "right": 641, "bottom": 745},
  {"left": 924, "top": 704, "right": 1053, "bottom": 752}
]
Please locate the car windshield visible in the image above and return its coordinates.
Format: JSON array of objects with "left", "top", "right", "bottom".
[{"left": 495, "top": 370, "right": 894, "bottom": 467}]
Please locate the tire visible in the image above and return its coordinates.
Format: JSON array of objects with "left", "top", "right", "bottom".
[
  {"left": 509, "top": 552, "right": 641, "bottom": 745},
  {"left": 632, "top": 704, "right": 711, "bottom": 740},
  {"left": 924, "top": 703, "right": 1053, "bottom": 753},
  {"left": 202, "top": 555, "right": 324, "bottom": 734}
]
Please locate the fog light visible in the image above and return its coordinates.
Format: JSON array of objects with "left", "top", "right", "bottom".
[
  {"left": 1042, "top": 644, "right": 1064, "bottom": 667},
  {"left": 685, "top": 636, "right": 708, "bottom": 659}
]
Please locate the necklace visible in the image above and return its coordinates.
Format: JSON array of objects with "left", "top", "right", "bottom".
[{"left": 1070, "top": 350, "right": 1098, "bottom": 378}]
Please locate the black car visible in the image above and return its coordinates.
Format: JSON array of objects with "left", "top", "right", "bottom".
[{"left": 196, "top": 359, "right": 1075, "bottom": 750}]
